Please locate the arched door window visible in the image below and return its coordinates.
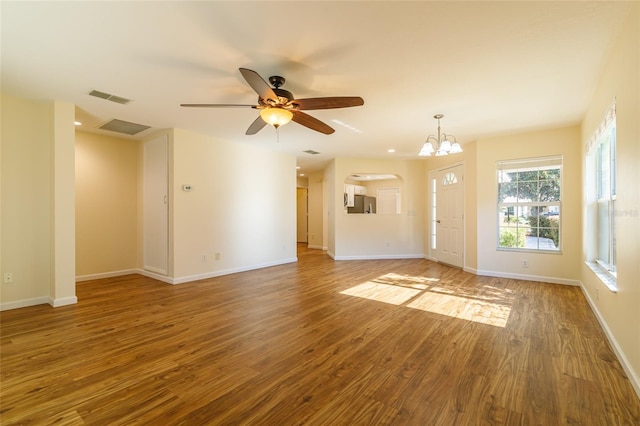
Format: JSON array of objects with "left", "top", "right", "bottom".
[{"left": 442, "top": 172, "right": 458, "bottom": 185}]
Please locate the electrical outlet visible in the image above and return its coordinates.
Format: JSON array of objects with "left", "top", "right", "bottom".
[
  {"left": 595, "top": 288, "right": 600, "bottom": 301},
  {"left": 215, "top": 253, "right": 220, "bottom": 260},
  {"left": 4, "top": 273, "right": 14, "bottom": 283},
  {"left": 522, "top": 259, "right": 528, "bottom": 268},
  {"left": 201, "top": 255, "right": 206, "bottom": 262}
]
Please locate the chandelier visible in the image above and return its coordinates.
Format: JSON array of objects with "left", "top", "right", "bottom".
[{"left": 418, "top": 114, "right": 463, "bottom": 157}]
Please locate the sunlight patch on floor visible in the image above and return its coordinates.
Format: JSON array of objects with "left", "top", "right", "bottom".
[
  {"left": 340, "top": 282, "right": 422, "bottom": 305},
  {"left": 371, "top": 272, "right": 438, "bottom": 290},
  {"left": 340, "top": 273, "right": 512, "bottom": 327},
  {"left": 406, "top": 292, "right": 511, "bottom": 327}
]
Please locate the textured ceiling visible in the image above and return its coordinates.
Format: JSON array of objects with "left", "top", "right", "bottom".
[{"left": 2, "top": 1, "right": 634, "bottom": 173}]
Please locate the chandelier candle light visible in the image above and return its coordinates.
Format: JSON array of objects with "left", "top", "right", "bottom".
[{"left": 419, "top": 114, "right": 463, "bottom": 157}]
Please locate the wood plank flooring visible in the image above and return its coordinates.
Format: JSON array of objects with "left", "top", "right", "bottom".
[{"left": 2, "top": 245, "right": 639, "bottom": 425}]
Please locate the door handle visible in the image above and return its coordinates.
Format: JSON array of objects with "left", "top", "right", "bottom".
[{"left": 436, "top": 220, "right": 441, "bottom": 223}]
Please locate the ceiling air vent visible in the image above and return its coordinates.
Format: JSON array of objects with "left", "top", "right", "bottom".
[
  {"left": 303, "top": 150, "right": 320, "bottom": 155},
  {"left": 89, "top": 90, "right": 131, "bottom": 105},
  {"left": 99, "top": 119, "right": 150, "bottom": 136}
]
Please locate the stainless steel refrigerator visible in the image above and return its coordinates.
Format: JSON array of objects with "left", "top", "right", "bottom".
[{"left": 348, "top": 195, "right": 376, "bottom": 214}]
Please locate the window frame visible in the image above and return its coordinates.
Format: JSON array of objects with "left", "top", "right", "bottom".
[
  {"left": 496, "top": 156, "right": 563, "bottom": 254},
  {"left": 586, "top": 101, "right": 617, "bottom": 291}
]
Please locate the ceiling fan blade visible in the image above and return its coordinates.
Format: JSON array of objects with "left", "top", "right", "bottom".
[
  {"left": 293, "top": 96, "right": 364, "bottom": 110},
  {"left": 180, "top": 104, "right": 257, "bottom": 108},
  {"left": 239, "top": 68, "right": 278, "bottom": 102},
  {"left": 245, "top": 116, "right": 267, "bottom": 135},
  {"left": 291, "top": 111, "right": 335, "bottom": 135}
]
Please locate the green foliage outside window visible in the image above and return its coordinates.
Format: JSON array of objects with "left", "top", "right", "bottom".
[
  {"left": 499, "top": 227, "right": 526, "bottom": 248},
  {"left": 527, "top": 214, "right": 559, "bottom": 247}
]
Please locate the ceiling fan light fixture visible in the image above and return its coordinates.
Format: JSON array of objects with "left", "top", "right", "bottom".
[{"left": 260, "top": 107, "right": 293, "bottom": 128}]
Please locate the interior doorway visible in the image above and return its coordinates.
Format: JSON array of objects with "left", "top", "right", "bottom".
[
  {"left": 143, "top": 134, "right": 169, "bottom": 275},
  {"left": 296, "top": 187, "right": 308, "bottom": 243}
]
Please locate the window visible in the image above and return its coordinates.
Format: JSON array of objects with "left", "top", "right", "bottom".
[
  {"left": 586, "top": 101, "right": 617, "bottom": 289},
  {"left": 497, "top": 156, "right": 562, "bottom": 252},
  {"left": 442, "top": 172, "right": 458, "bottom": 185},
  {"left": 431, "top": 178, "right": 436, "bottom": 250}
]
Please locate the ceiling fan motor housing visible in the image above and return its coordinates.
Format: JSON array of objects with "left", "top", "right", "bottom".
[
  {"left": 267, "top": 75, "right": 293, "bottom": 103},
  {"left": 273, "top": 88, "right": 294, "bottom": 103},
  {"left": 269, "top": 75, "right": 286, "bottom": 88}
]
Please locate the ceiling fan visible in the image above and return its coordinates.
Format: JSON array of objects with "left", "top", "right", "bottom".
[{"left": 181, "top": 68, "right": 364, "bottom": 135}]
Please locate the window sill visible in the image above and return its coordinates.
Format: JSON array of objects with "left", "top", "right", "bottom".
[
  {"left": 497, "top": 247, "right": 562, "bottom": 255},
  {"left": 585, "top": 261, "right": 618, "bottom": 293}
]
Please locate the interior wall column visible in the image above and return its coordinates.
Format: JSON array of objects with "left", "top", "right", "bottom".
[{"left": 50, "top": 100, "right": 77, "bottom": 307}]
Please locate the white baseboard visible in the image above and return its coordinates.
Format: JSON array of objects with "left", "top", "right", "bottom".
[
  {"left": 332, "top": 254, "right": 425, "bottom": 261},
  {"left": 75, "top": 258, "right": 301, "bottom": 286},
  {"left": 474, "top": 269, "right": 580, "bottom": 286},
  {"left": 49, "top": 296, "right": 78, "bottom": 307},
  {"left": 138, "top": 269, "right": 173, "bottom": 284},
  {"left": 579, "top": 282, "right": 640, "bottom": 399},
  {"left": 76, "top": 269, "right": 139, "bottom": 282},
  {"left": 2, "top": 295, "right": 77, "bottom": 311},
  {"left": 463, "top": 266, "right": 478, "bottom": 274},
  {"left": 170, "top": 257, "right": 298, "bottom": 285},
  {"left": 0, "top": 296, "right": 50, "bottom": 311}
]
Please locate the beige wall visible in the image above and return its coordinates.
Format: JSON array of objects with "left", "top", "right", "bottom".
[
  {"left": 76, "top": 127, "right": 297, "bottom": 284},
  {"left": 325, "top": 160, "right": 336, "bottom": 255},
  {"left": 51, "top": 101, "right": 77, "bottom": 306},
  {"left": 332, "top": 157, "right": 425, "bottom": 259},
  {"left": 75, "top": 131, "right": 140, "bottom": 277},
  {"left": 580, "top": 5, "right": 639, "bottom": 391},
  {"left": 171, "top": 128, "right": 297, "bottom": 282},
  {"left": 476, "top": 125, "right": 582, "bottom": 283},
  {"left": 1, "top": 94, "right": 52, "bottom": 307},
  {"left": 1, "top": 94, "right": 76, "bottom": 309}
]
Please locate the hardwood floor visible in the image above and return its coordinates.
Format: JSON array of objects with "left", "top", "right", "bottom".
[{"left": 2, "top": 245, "right": 639, "bottom": 425}]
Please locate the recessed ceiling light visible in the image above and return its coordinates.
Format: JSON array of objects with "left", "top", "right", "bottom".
[
  {"left": 299, "top": 173, "right": 305, "bottom": 177},
  {"left": 74, "top": 121, "right": 82, "bottom": 126},
  {"left": 296, "top": 166, "right": 301, "bottom": 169},
  {"left": 387, "top": 148, "right": 395, "bottom": 153}
]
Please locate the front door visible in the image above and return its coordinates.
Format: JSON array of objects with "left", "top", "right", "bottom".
[{"left": 435, "top": 164, "right": 464, "bottom": 268}]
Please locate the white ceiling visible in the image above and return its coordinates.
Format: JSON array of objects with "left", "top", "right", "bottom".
[{"left": 2, "top": 1, "right": 633, "bottom": 173}]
